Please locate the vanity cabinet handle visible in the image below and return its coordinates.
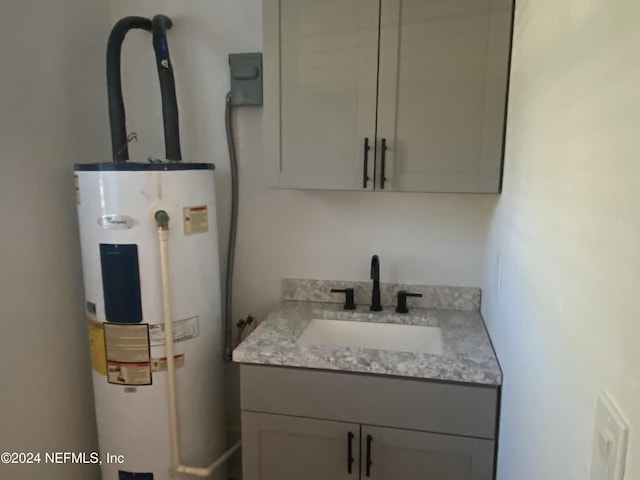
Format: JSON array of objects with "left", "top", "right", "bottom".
[
  {"left": 363, "top": 138, "right": 371, "bottom": 188},
  {"left": 347, "top": 431, "right": 355, "bottom": 474},
  {"left": 380, "top": 138, "right": 387, "bottom": 189},
  {"left": 366, "top": 434, "right": 373, "bottom": 477}
]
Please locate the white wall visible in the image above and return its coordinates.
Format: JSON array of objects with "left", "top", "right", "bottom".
[
  {"left": 482, "top": 1, "right": 640, "bottom": 479},
  {"left": 0, "top": 1, "right": 110, "bottom": 479}
]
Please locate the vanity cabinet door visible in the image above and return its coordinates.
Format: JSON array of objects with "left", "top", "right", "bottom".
[
  {"left": 264, "top": 0, "right": 380, "bottom": 190},
  {"left": 376, "top": 0, "right": 513, "bottom": 193},
  {"left": 242, "top": 411, "right": 359, "bottom": 480},
  {"left": 362, "top": 425, "right": 494, "bottom": 480}
]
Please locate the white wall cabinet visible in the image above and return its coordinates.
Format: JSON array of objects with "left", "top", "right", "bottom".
[{"left": 264, "top": 0, "right": 514, "bottom": 192}]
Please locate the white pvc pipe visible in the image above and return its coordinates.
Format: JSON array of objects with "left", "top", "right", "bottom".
[
  {"left": 158, "top": 226, "right": 182, "bottom": 471},
  {"left": 175, "top": 441, "right": 242, "bottom": 477},
  {"left": 157, "top": 219, "right": 241, "bottom": 478}
]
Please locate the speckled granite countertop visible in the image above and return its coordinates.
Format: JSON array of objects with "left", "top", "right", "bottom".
[{"left": 233, "top": 300, "right": 502, "bottom": 386}]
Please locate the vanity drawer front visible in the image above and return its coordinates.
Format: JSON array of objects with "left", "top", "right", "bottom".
[{"left": 240, "top": 365, "right": 499, "bottom": 440}]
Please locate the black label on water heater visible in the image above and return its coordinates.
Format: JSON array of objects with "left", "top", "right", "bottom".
[{"left": 100, "top": 244, "right": 143, "bottom": 323}]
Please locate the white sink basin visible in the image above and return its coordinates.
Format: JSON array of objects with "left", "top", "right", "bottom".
[{"left": 297, "top": 319, "right": 443, "bottom": 355}]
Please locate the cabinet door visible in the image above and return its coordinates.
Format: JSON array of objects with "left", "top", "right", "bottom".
[
  {"left": 264, "top": 0, "right": 379, "bottom": 189},
  {"left": 362, "top": 425, "right": 495, "bottom": 480},
  {"left": 377, "top": 0, "right": 513, "bottom": 192},
  {"left": 242, "top": 412, "right": 359, "bottom": 480}
]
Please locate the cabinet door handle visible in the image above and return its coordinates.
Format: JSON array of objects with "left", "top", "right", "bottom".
[
  {"left": 363, "top": 138, "right": 371, "bottom": 188},
  {"left": 380, "top": 138, "right": 387, "bottom": 189},
  {"left": 366, "top": 434, "right": 373, "bottom": 477},
  {"left": 347, "top": 431, "right": 355, "bottom": 474}
]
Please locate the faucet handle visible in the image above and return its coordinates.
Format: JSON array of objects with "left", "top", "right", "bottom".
[
  {"left": 331, "top": 288, "right": 356, "bottom": 310},
  {"left": 395, "top": 290, "right": 423, "bottom": 313}
]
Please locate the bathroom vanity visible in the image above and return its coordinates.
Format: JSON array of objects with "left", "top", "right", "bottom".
[{"left": 233, "top": 280, "right": 502, "bottom": 480}]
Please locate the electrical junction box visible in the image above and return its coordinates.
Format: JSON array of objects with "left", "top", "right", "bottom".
[
  {"left": 229, "top": 52, "right": 263, "bottom": 106},
  {"left": 590, "top": 392, "right": 629, "bottom": 480}
]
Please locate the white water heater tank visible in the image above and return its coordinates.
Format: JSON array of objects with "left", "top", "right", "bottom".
[{"left": 74, "top": 162, "right": 225, "bottom": 480}]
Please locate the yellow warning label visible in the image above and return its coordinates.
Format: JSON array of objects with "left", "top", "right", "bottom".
[{"left": 88, "top": 319, "right": 107, "bottom": 376}]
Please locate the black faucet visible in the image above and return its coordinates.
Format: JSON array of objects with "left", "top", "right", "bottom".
[{"left": 370, "top": 255, "right": 382, "bottom": 311}]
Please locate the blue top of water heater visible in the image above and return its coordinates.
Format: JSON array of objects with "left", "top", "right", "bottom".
[{"left": 74, "top": 162, "right": 215, "bottom": 171}]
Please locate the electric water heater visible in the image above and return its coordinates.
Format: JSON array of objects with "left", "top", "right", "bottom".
[{"left": 74, "top": 14, "right": 228, "bottom": 480}]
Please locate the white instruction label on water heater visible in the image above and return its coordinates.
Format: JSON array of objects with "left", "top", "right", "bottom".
[
  {"left": 183, "top": 205, "right": 209, "bottom": 235},
  {"left": 149, "top": 316, "right": 200, "bottom": 347},
  {"left": 103, "top": 323, "right": 151, "bottom": 386},
  {"left": 151, "top": 354, "right": 185, "bottom": 372},
  {"left": 107, "top": 361, "right": 152, "bottom": 386}
]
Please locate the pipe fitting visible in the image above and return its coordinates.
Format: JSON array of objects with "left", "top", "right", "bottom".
[{"left": 155, "top": 210, "right": 170, "bottom": 229}]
